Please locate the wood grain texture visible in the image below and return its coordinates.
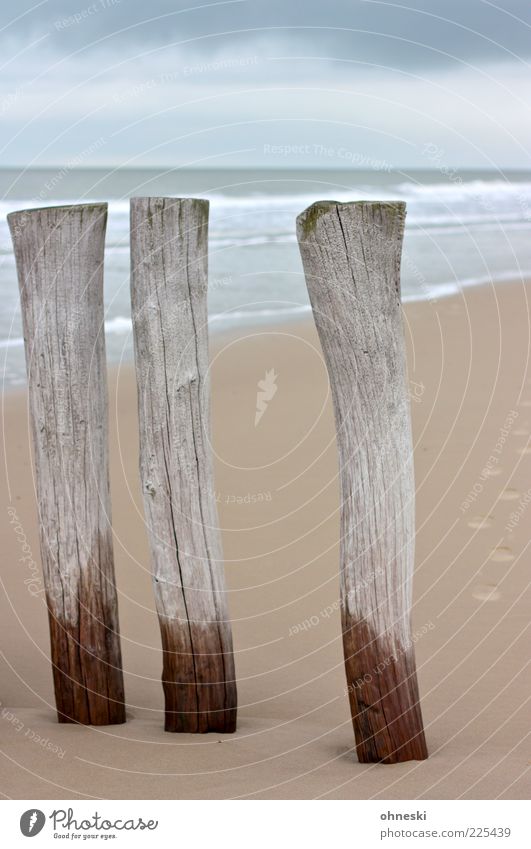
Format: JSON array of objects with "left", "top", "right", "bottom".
[
  {"left": 297, "top": 201, "right": 428, "bottom": 763},
  {"left": 130, "top": 197, "right": 237, "bottom": 733},
  {"left": 8, "top": 204, "right": 125, "bottom": 725}
]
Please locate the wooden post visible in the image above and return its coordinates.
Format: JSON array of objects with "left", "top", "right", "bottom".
[
  {"left": 297, "top": 201, "right": 428, "bottom": 763},
  {"left": 130, "top": 197, "right": 237, "bottom": 733},
  {"left": 8, "top": 204, "right": 125, "bottom": 725}
]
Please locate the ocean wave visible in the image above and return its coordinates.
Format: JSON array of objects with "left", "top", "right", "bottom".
[
  {"left": 104, "top": 316, "right": 133, "bottom": 335},
  {"left": 1, "top": 199, "right": 530, "bottom": 247},
  {"left": 209, "top": 304, "right": 312, "bottom": 322},
  {"left": 0, "top": 336, "right": 24, "bottom": 349},
  {"left": 1, "top": 179, "right": 530, "bottom": 219},
  {"left": 3, "top": 268, "right": 528, "bottom": 353},
  {"left": 396, "top": 179, "right": 531, "bottom": 198}
]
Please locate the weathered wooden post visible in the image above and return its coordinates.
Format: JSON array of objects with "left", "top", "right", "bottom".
[
  {"left": 8, "top": 203, "right": 125, "bottom": 725},
  {"left": 297, "top": 201, "right": 428, "bottom": 762},
  {"left": 130, "top": 197, "right": 237, "bottom": 732}
]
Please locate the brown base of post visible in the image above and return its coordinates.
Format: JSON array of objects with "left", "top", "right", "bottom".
[
  {"left": 50, "top": 620, "right": 126, "bottom": 726},
  {"left": 47, "top": 562, "right": 125, "bottom": 725},
  {"left": 343, "top": 620, "right": 428, "bottom": 763},
  {"left": 160, "top": 620, "right": 237, "bottom": 733}
]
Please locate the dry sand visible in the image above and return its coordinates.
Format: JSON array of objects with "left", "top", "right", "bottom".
[{"left": 1, "top": 281, "right": 529, "bottom": 799}]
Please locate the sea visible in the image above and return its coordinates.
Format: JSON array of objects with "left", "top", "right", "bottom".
[{"left": 1, "top": 167, "right": 531, "bottom": 388}]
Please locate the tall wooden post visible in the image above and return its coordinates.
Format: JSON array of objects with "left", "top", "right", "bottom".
[
  {"left": 297, "top": 201, "right": 428, "bottom": 762},
  {"left": 130, "top": 197, "right": 237, "bottom": 733},
  {"left": 8, "top": 204, "right": 125, "bottom": 725}
]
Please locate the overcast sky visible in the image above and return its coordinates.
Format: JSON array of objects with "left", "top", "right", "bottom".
[{"left": 1, "top": 0, "right": 530, "bottom": 168}]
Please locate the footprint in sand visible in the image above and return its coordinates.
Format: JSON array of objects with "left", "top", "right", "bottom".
[
  {"left": 467, "top": 515, "right": 493, "bottom": 529},
  {"left": 498, "top": 489, "right": 521, "bottom": 501},
  {"left": 473, "top": 584, "right": 501, "bottom": 602},
  {"left": 488, "top": 546, "right": 515, "bottom": 563}
]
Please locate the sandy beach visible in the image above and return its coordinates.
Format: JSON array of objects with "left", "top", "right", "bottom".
[{"left": 1, "top": 280, "right": 529, "bottom": 799}]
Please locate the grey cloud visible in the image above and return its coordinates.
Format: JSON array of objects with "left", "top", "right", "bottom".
[{"left": 3, "top": 0, "right": 531, "bottom": 69}]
